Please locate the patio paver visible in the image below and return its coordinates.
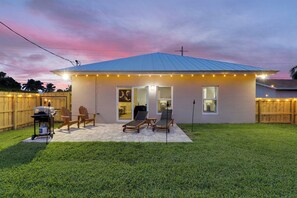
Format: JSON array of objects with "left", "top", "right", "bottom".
[{"left": 23, "top": 123, "right": 192, "bottom": 143}]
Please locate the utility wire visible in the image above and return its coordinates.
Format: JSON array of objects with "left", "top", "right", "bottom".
[{"left": 0, "top": 21, "right": 78, "bottom": 66}]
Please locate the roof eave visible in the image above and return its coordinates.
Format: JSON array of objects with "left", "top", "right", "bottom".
[{"left": 52, "top": 70, "right": 278, "bottom": 76}]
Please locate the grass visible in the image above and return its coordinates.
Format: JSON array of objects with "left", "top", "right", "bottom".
[{"left": 1, "top": 124, "right": 297, "bottom": 197}]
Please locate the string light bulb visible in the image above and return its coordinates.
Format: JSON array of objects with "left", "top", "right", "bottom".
[
  {"left": 223, "top": 74, "right": 226, "bottom": 77},
  {"left": 117, "top": 74, "right": 120, "bottom": 77},
  {"left": 202, "top": 74, "right": 205, "bottom": 77},
  {"left": 212, "top": 74, "right": 215, "bottom": 77}
]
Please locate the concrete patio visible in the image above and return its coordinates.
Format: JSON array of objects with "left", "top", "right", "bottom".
[{"left": 23, "top": 123, "right": 192, "bottom": 143}]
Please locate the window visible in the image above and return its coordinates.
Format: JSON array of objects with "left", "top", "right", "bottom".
[
  {"left": 203, "top": 86, "right": 218, "bottom": 113},
  {"left": 157, "top": 86, "right": 172, "bottom": 113}
]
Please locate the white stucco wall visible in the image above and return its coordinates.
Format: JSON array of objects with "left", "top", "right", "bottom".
[{"left": 72, "top": 75, "right": 256, "bottom": 123}]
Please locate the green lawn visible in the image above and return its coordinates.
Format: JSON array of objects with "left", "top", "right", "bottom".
[{"left": 1, "top": 124, "right": 297, "bottom": 197}]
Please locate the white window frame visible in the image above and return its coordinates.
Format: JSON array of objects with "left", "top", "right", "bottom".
[
  {"left": 202, "top": 86, "right": 218, "bottom": 115},
  {"left": 156, "top": 86, "right": 173, "bottom": 114}
]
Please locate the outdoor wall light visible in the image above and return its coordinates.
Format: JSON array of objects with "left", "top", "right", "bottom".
[
  {"left": 149, "top": 85, "right": 156, "bottom": 91},
  {"left": 62, "top": 73, "right": 70, "bottom": 80}
]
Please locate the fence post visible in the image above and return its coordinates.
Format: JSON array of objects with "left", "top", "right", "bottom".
[
  {"left": 257, "top": 100, "right": 261, "bottom": 123},
  {"left": 12, "top": 94, "right": 17, "bottom": 129}
]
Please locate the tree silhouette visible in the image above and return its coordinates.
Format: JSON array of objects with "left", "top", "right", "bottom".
[
  {"left": 64, "top": 85, "right": 72, "bottom": 92},
  {"left": 22, "top": 79, "right": 45, "bottom": 92},
  {"left": 0, "top": 71, "right": 21, "bottom": 91},
  {"left": 290, "top": 66, "right": 297, "bottom": 79},
  {"left": 44, "top": 83, "right": 56, "bottom": 92}
]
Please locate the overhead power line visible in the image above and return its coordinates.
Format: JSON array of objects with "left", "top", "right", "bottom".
[{"left": 0, "top": 21, "right": 79, "bottom": 66}]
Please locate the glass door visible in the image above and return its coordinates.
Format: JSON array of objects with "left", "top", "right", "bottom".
[
  {"left": 117, "top": 86, "right": 148, "bottom": 121},
  {"left": 133, "top": 86, "right": 148, "bottom": 119},
  {"left": 118, "top": 88, "right": 133, "bottom": 121}
]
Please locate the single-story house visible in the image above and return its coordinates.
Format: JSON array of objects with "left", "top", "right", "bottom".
[
  {"left": 53, "top": 52, "right": 277, "bottom": 123},
  {"left": 256, "top": 79, "right": 297, "bottom": 98}
]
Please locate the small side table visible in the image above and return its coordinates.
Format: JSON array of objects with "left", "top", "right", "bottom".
[{"left": 146, "top": 118, "right": 157, "bottom": 128}]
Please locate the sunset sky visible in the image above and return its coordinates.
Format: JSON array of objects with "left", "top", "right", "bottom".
[{"left": 1, "top": 0, "right": 297, "bottom": 89}]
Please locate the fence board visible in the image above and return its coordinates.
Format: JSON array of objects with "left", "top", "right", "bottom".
[
  {"left": 256, "top": 98, "right": 297, "bottom": 124},
  {"left": 0, "top": 91, "right": 71, "bottom": 131}
]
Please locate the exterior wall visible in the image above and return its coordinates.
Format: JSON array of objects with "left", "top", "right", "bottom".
[
  {"left": 256, "top": 85, "right": 297, "bottom": 98},
  {"left": 72, "top": 75, "right": 256, "bottom": 123},
  {"left": 256, "top": 85, "right": 276, "bottom": 98}
]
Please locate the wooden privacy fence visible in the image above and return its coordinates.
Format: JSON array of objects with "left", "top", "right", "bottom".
[
  {"left": 256, "top": 98, "right": 297, "bottom": 124},
  {"left": 0, "top": 91, "right": 71, "bottom": 131}
]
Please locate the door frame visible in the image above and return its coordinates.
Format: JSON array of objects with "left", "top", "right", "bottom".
[{"left": 116, "top": 86, "right": 149, "bottom": 122}]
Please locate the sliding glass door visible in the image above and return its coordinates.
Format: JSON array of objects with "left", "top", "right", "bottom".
[{"left": 117, "top": 86, "right": 148, "bottom": 121}]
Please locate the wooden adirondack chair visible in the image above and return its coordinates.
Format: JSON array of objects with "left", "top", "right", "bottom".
[
  {"left": 79, "top": 106, "right": 96, "bottom": 127},
  {"left": 58, "top": 107, "right": 80, "bottom": 131}
]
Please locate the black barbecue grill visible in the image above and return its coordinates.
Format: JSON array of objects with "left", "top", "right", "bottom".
[{"left": 31, "top": 106, "right": 56, "bottom": 141}]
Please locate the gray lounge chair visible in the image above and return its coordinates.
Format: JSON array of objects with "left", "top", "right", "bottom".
[
  {"left": 122, "top": 111, "right": 148, "bottom": 133},
  {"left": 153, "top": 110, "right": 174, "bottom": 132}
]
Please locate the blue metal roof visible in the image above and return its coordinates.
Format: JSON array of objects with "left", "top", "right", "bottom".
[{"left": 52, "top": 52, "right": 277, "bottom": 74}]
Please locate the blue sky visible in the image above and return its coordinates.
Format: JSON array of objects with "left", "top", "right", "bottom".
[{"left": 1, "top": 0, "right": 296, "bottom": 88}]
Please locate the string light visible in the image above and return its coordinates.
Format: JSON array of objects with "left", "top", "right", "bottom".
[
  {"left": 180, "top": 74, "right": 183, "bottom": 77},
  {"left": 159, "top": 75, "right": 162, "bottom": 77},
  {"left": 170, "top": 74, "right": 173, "bottom": 77},
  {"left": 117, "top": 74, "right": 120, "bottom": 77},
  {"left": 202, "top": 74, "right": 205, "bottom": 77},
  {"left": 212, "top": 74, "right": 215, "bottom": 77},
  {"left": 271, "top": 85, "right": 274, "bottom": 88},
  {"left": 75, "top": 74, "right": 78, "bottom": 77},
  {"left": 223, "top": 74, "right": 226, "bottom": 77},
  {"left": 191, "top": 74, "right": 194, "bottom": 77},
  {"left": 128, "top": 74, "right": 131, "bottom": 77},
  {"left": 233, "top": 74, "right": 236, "bottom": 77},
  {"left": 149, "top": 75, "right": 151, "bottom": 77},
  {"left": 86, "top": 74, "right": 88, "bottom": 77},
  {"left": 244, "top": 74, "right": 247, "bottom": 76},
  {"left": 106, "top": 74, "right": 109, "bottom": 77}
]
